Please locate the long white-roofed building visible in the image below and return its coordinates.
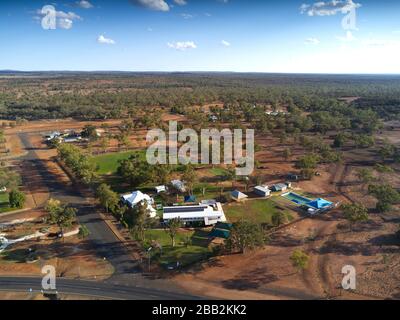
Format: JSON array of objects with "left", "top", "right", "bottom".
[{"left": 163, "top": 202, "right": 226, "bottom": 226}]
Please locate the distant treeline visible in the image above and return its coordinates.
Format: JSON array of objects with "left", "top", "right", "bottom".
[{"left": 0, "top": 72, "right": 400, "bottom": 120}]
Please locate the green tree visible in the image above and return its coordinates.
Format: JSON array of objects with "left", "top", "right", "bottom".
[
  {"left": 353, "top": 134, "right": 375, "bottom": 149},
  {"left": 152, "top": 165, "right": 172, "bottom": 185},
  {"left": 45, "top": 198, "right": 62, "bottom": 216},
  {"left": 165, "top": 218, "right": 182, "bottom": 247},
  {"left": 298, "top": 153, "right": 320, "bottom": 170},
  {"left": 127, "top": 202, "right": 152, "bottom": 241},
  {"left": 342, "top": 203, "right": 369, "bottom": 231},
  {"left": 99, "top": 135, "right": 110, "bottom": 153},
  {"left": 118, "top": 153, "right": 151, "bottom": 188},
  {"left": 9, "top": 189, "right": 25, "bottom": 208},
  {"left": 0, "top": 168, "right": 21, "bottom": 190},
  {"left": 78, "top": 224, "right": 90, "bottom": 239},
  {"left": 333, "top": 133, "right": 347, "bottom": 148},
  {"left": 46, "top": 199, "right": 77, "bottom": 240},
  {"left": 368, "top": 184, "right": 400, "bottom": 212},
  {"left": 57, "top": 144, "right": 98, "bottom": 185},
  {"left": 356, "top": 168, "right": 375, "bottom": 193},
  {"left": 356, "top": 168, "right": 375, "bottom": 184},
  {"left": 96, "top": 183, "right": 120, "bottom": 214},
  {"left": 271, "top": 211, "right": 287, "bottom": 227},
  {"left": 225, "top": 220, "right": 266, "bottom": 254},
  {"left": 182, "top": 165, "right": 198, "bottom": 195},
  {"left": 290, "top": 249, "right": 310, "bottom": 272},
  {"left": 378, "top": 143, "right": 397, "bottom": 161},
  {"left": 225, "top": 165, "right": 237, "bottom": 188},
  {"left": 81, "top": 125, "right": 99, "bottom": 141},
  {"left": 297, "top": 153, "right": 320, "bottom": 180}
]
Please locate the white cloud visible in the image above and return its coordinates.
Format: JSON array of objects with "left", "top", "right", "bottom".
[
  {"left": 129, "top": 0, "right": 169, "bottom": 11},
  {"left": 305, "top": 37, "right": 320, "bottom": 45},
  {"left": 174, "top": 0, "right": 187, "bottom": 5},
  {"left": 58, "top": 18, "right": 73, "bottom": 30},
  {"left": 181, "top": 13, "right": 193, "bottom": 19},
  {"left": 167, "top": 41, "right": 197, "bottom": 51},
  {"left": 55, "top": 11, "right": 82, "bottom": 20},
  {"left": 75, "top": 0, "right": 94, "bottom": 9},
  {"left": 221, "top": 40, "right": 231, "bottom": 47},
  {"left": 300, "top": 0, "right": 361, "bottom": 16},
  {"left": 35, "top": 8, "right": 82, "bottom": 29},
  {"left": 97, "top": 35, "right": 115, "bottom": 45}
]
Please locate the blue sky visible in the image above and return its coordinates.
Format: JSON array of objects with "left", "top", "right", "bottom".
[{"left": 1, "top": 0, "right": 400, "bottom": 73}]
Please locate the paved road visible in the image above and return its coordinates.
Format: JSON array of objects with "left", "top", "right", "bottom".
[
  {"left": 2, "top": 133, "right": 200, "bottom": 300},
  {"left": 18, "top": 133, "right": 139, "bottom": 276},
  {"left": 0, "top": 276, "right": 199, "bottom": 300}
]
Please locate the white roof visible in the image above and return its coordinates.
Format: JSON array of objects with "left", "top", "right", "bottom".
[
  {"left": 171, "top": 180, "right": 186, "bottom": 191},
  {"left": 255, "top": 186, "right": 270, "bottom": 193},
  {"left": 231, "top": 190, "right": 248, "bottom": 199},
  {"left": 163, "top": 204, "right": 224, "bottom": 220},
  {"left": 122, "top": 191, "right": 153, "bottom": 207},
  {"left": 200, "top": 199, "right": 217, "bottom": 206}
]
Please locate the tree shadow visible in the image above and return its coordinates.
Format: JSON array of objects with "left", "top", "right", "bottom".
[
  {"left": 221, "top": 267, "right": 279, "bottom": 290},
  {"left": 368, "top": 234, "right": 400, "bottom": 247}
]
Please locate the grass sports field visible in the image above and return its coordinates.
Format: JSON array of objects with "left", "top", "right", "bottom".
[
  {"left": 224, "top": 198, "right": 293, "bottom": 225},
  {"left": 90, "top": 150, "right": 145, "bottom": 175}
]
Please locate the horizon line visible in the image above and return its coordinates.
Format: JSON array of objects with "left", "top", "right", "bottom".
[{"left": 2, "top": 70, "right": 400, "bottom": 76}]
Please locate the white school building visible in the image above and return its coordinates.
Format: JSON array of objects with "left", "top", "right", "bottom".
[{"left": 163, "top": 202, "right": 226, "bottom": 226}]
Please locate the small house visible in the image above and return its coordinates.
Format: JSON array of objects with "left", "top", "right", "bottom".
[
  {"left": 200, "top": 199, "right": 217, "bottom": 206},
  {"left": 62, "top": 134, "right": 82, "bottom": 143},
  {"left": 121, "top": 191, "right": 156, "bottom": 218},
  {"left": 209, "top": 115, "right": 218, "bottom": 122},
  {"left": 287, "top": 174, "right": 300, "bottom": 181},
  {"left": 184, "top": 195, "right": 196, "bottom": 203},
  {"left": 44, "top": 131, "right": 61, "bottom": 142},
  {"left": 155, "top": 185, "right": 167, "bottom": 194},
  {"left": 271, "top": 183, "right": 288, "bottom": 192},
  {"left": 209, "top": 222, "right": 233, "bottom": 240},
  {"left": 253, "top": 186, "right": 271, "bottom": 198},
  {"left": 170, "top": 180, "right": 186, "bottom": 193},
  {"left": 231, "top": 190, "right": 248, "bottom": 202},
  {"left": 209, "top": 228, "right": 230, "bottom": 239}
]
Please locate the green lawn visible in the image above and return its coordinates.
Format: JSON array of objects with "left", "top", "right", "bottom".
[
  {"left": 224, "top": 198, "right": 293, "bottom": 225},
  {"left": 144, "top": 229, "right": 211, "bottom": 268},
  {"left": 90, "top": 150, "right": 146, "bottom": 175},
  {"left": 193, "top": 183, "right": 223, "bottom": 202},
  {"left": 0, "top": 192, "right": 12, "bottom": 214},
  {"left": 208, "top": 167, "right": 229, "bottom": 177}
]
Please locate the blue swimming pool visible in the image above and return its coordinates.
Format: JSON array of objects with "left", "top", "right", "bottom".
[{"left": 282, "top": 192, "right": 313, "bottom": 205}]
